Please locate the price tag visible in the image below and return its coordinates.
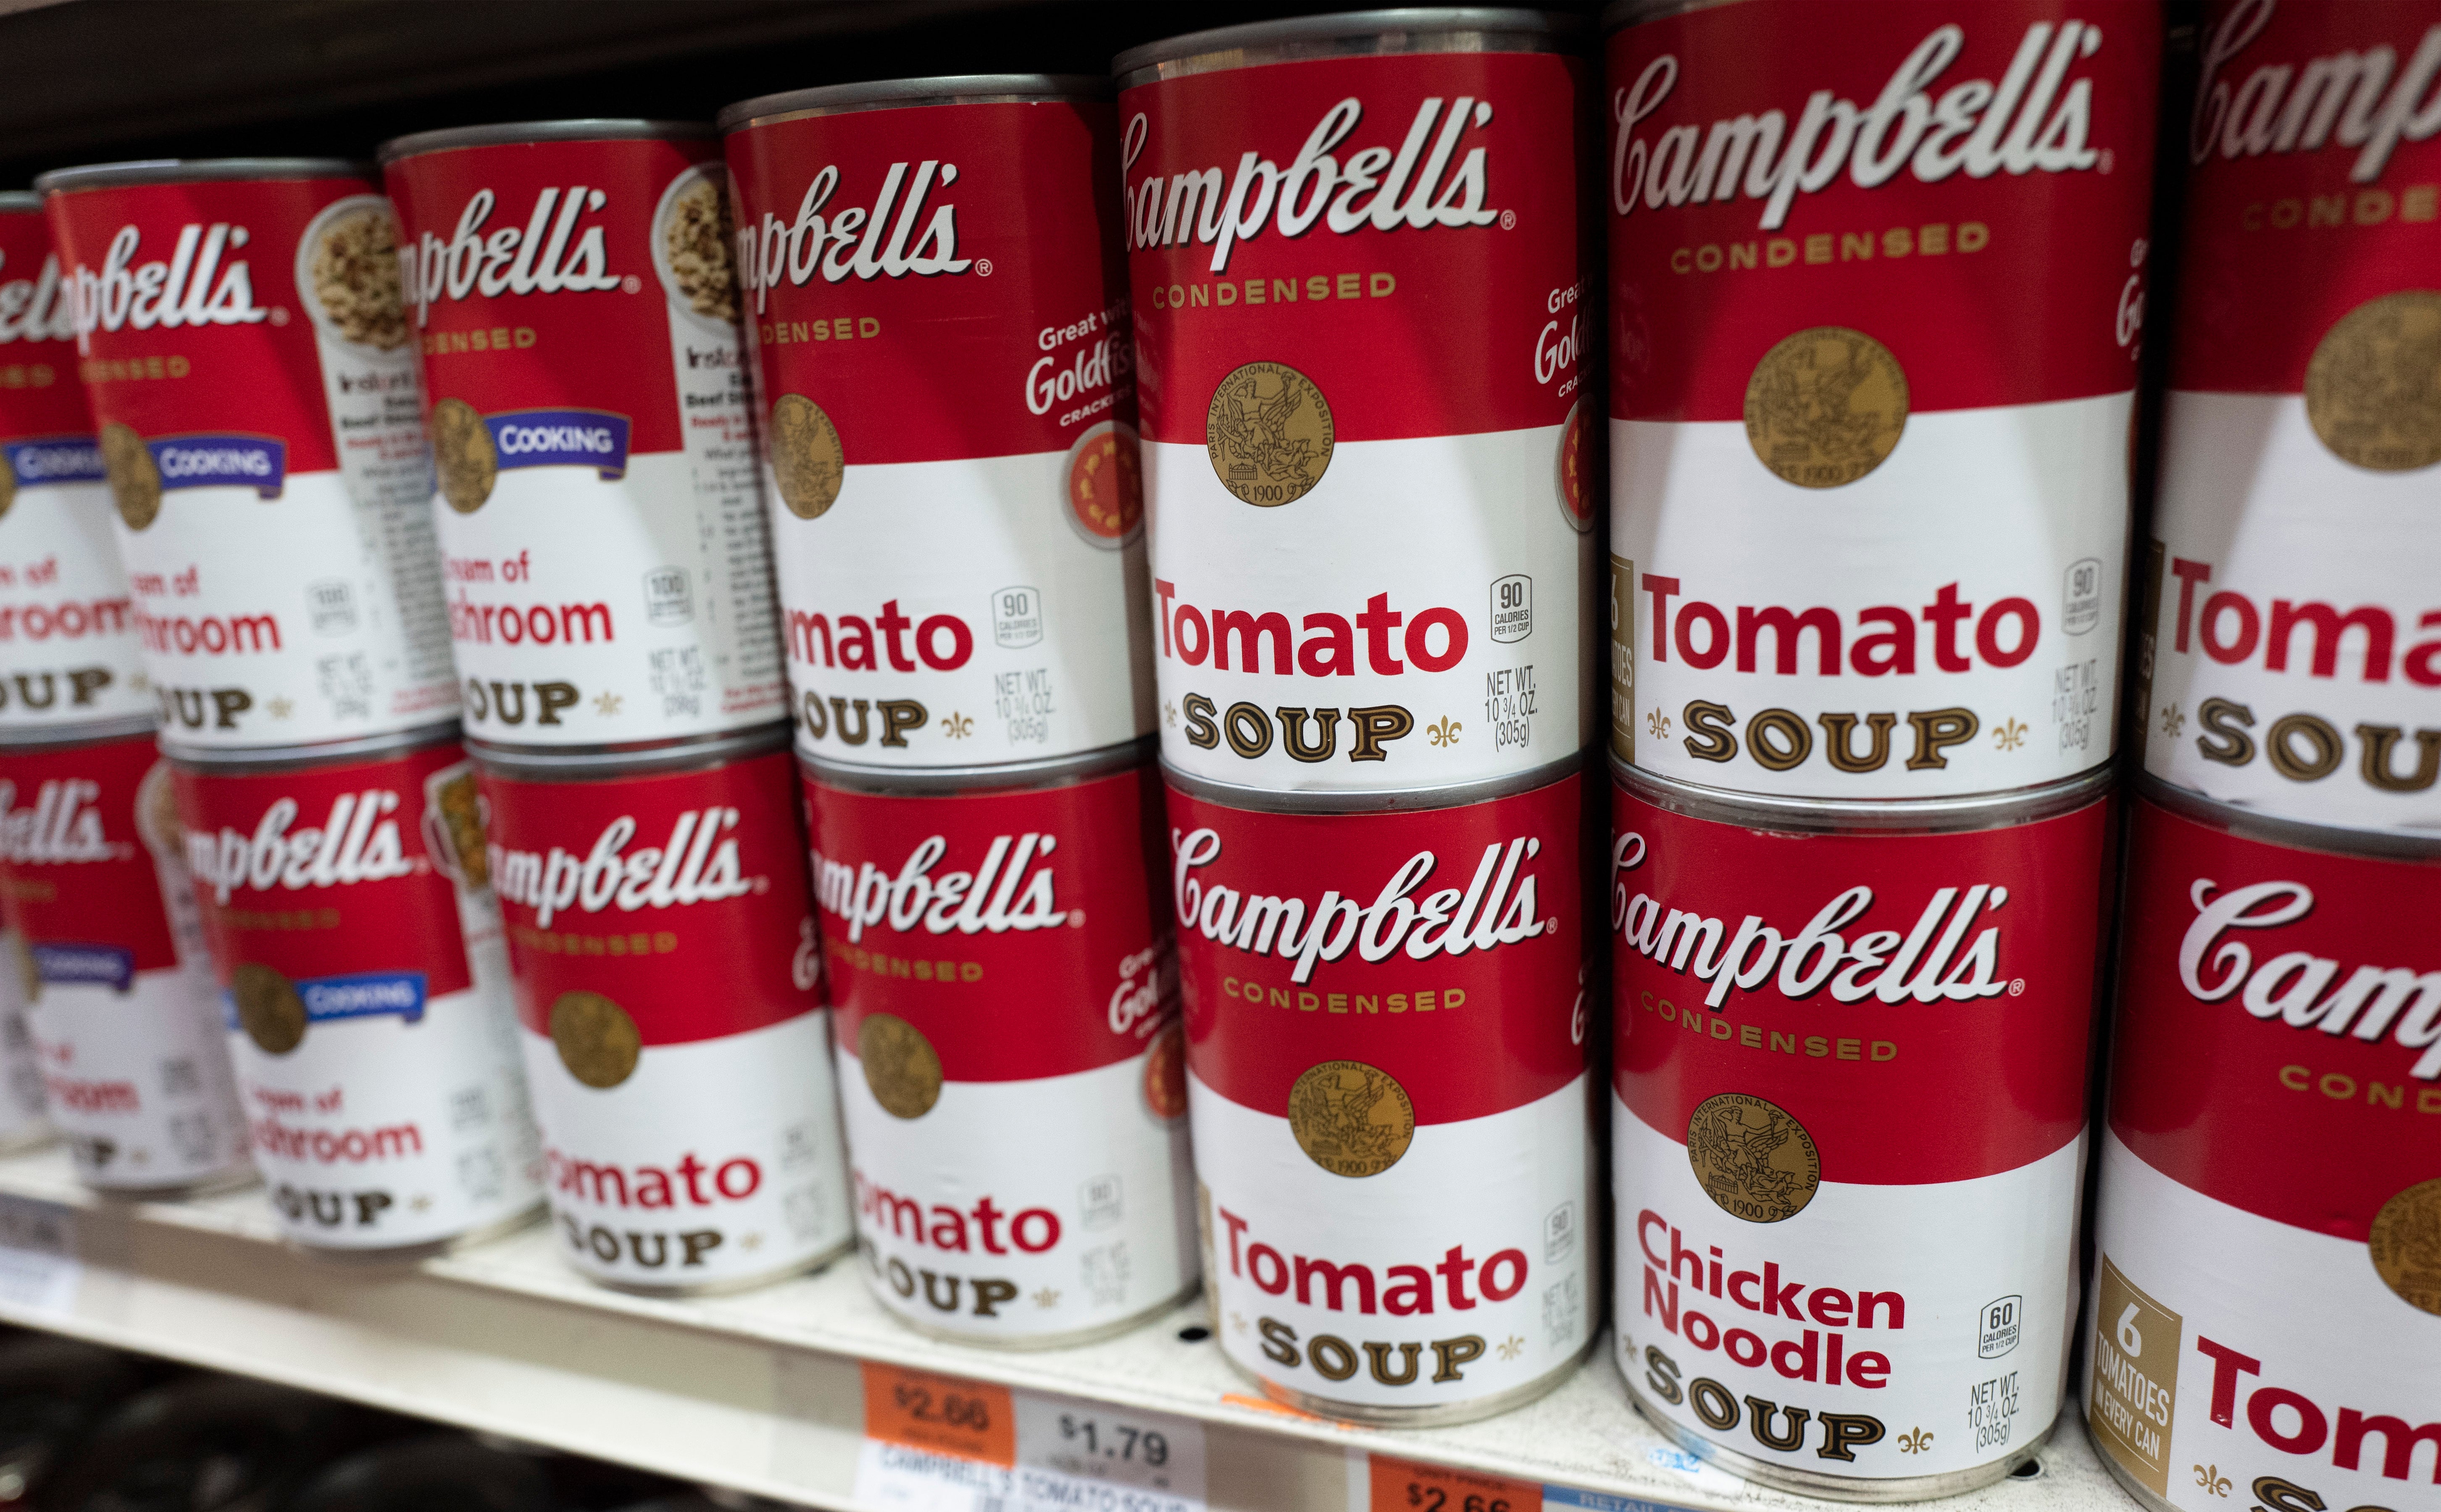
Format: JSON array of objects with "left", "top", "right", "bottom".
[
  {"left": 0, "top": 1195, "right": 78, "bottom": 1315},
  {"left": 1369, "top": 1454, "right": 1541, "bottom": 1512},
  {"left": 1015, "top": 1392, "right": 1207, "bottom": 1511},
  {"left": 862, "top": 1362, "right": 1016, "bottom": 1466},
  {"left": 854, "top": 1363, "right": 1208, "bottom": 1512}
]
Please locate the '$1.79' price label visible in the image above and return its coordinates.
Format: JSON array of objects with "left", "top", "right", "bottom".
[{"left": 856, "top": 1362, "right": 1208, "bottom": 1512}]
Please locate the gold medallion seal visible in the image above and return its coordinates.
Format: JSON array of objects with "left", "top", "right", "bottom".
[
  {"left": 859, "top": 1012, "right": 942, "bottom": 1119},
  {"left": 134, "top": 760, "right": 182, "bottom": 857},
  {"left": 770, "top": 393, "right": 844, "bottom": 519},
  {"left": 2368, "top": 1176, "right": 2441, "bottom": 1315},
  {"left": 1206, "top": 361, "right": 1334, "bottom": 505},
  {"left": 1142, "top": 1021, "right": 1187, "bottom": 1121},
  {"left": 0, "top": 455, "right": 15, "bottom": 522},
  {"left": 2304, "top": 290, "right": 2441, "bottom": 471},
  {"left": 429, "top": 769, "right": 489, "bottom": 890},
  {"left": 1744, "top": 327, "right": 1909, "bottom": 488},
  {"left": 550, "top": 990, "right": 642, "bottom": 1089},
  {"left": 233, "top": 963, "right": 308, "bottom": 1056},
  {"left": 10, "top": 935, "right": 37, "bottom": 1005},
  {"left": 100, "top": 423, "right": 161, "bottom": 531},
  {"left": 429, "top": 398, "right": 497, "bottom": 513},
  {"left": 1287, "top": 1060, "right": 1414, "bottom": 1177},
  {"left": 1686, "top": 1092, "right": 1820, "bottom": 1222}
]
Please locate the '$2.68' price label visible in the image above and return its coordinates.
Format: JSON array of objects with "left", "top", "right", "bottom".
[{"left": 1372, "top": 1454, "right": 1541, "bottom": 1512}]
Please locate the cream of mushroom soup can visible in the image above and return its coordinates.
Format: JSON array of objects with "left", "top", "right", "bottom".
[
  {"left": 476, "top": 726, "right": 852, "bottom": 1291},
  {"left": 1118, "top": 13, "right": 1599, "bottom": 800},
  {"left": 379, "top": 123, "right": 787, "bottom": 753},
  {"left": 168, "top": 729, "right": 543, "bottom": 1256},
  {"left": 720, "top": 77, "right": 1151, "bottom": 771},
  {"left": 2133, "top": 0, "right": 2441, "bottom": 838},
  {"left": 1605, "top": 0, "right": 2162, "bottom": 801},
  {"left": 0, "top": 196, "right": 147, "bottom": 730},
  {"left": 0, "top": 726, "right": 249, "bottom": 1192},
  {"left": 37, "top": 161, "right": 455, "bottom": 750}
]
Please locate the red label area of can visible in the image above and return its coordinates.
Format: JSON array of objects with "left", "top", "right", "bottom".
[
  {"left": 479, "top": 749, "right": 820, "bottom": 1043},
  {"left": 0, "top": 732, "right": 178, "bottom": 972},
  {"left": 1610, "top": 773, "right": 2110, "bottom": 1182},
  {"left": 1606, "top": 0, "right": 2161, "bottom": 420},
  {"left": 2110, "top": 794, "right": 2441, "bottom": 1239},
  {"left": 803, "top": 761, "right": 1173, "bottom": 1082},
  {"left": 1170, "top": 770, "right": 1589, "bottom": 1124},
  {"left": 0, "top": 207, "right": 93, "bottom": 441}
]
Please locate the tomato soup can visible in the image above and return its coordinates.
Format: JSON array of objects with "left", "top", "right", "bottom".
[
  {"left": 379, "top": 122, "right": 789, "bottom": 754},
  {"left": 1118, "top": 13, "right": 1600, "bottom": 800},
  {"left": 721, "top": 78, "right": 1152, "bottom": 772},
  {"left": 167, "top": 726, "right": 543, "bottom": 1256},
  {"left": 1168, "top": 755, "right": 1597, "bottom": 1423},
  {"left": 1610, "top": 760, "right": 2112, "bottom": 1496},
  {"left": 476, "top": 724, "right": 852, "bottom": 1292},
  {"left": 2085, "top": 780, "right": 2441, "bottom": 1512},
  {"left": 36, "top": 160, "right": 456, "bottom": 751}
]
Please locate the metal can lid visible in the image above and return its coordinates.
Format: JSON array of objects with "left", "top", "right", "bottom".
[
  {"left": 2133, "top": 772, "right": 2441, "bottom": 864},
  {"left": 35, "top": 158, "right": 369, "bottom": 195},
  {"left": 1613, "top": 757, "right": 2116, "bottom": 836},
  {"left": 468, "top": 720, "right": 791, "bottom": 782},
  {"left": 376, "top": 119, "right": 715, "bottom": 165},
  {"left": 0, "top": 192, "right": 39, "bottom": 215},
  {"left": 717, "top": 75, "right": 1108, "bottom": 133},
  {"left": 801, "top": 735, "right": 1152, "bottom": 797},
  {"left": 161, "top": 720, "right": 464, "bottom": 773},
  {"left": 1602, "top": 0, "right": 1744, "bottom": 34},
  {"left": 1114, "top": 8, "right": 1582, "bottom": 86},
  {"left": 0, "top": 714, "right": 158, "bottom": 753}
]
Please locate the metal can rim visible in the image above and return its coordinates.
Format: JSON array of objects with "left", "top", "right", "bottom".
[
  {"left": 801, "top": 735, "right": 1152, "bottom": 797},
  {"left": 716, "top": 75, "right": 1109, "bottom": 133},
  {"left": 161, "top": 720, "right": 463, "bottom": 774},
  {"left": 35, "top": 159, "right": 370, "bottom": 195},
  {"left": 375, "top": 119, "right": 717, "bottom": 166},
  {"left": 469, "top": 721, "right": 791, "bottom": 781},
  {"left": 0, "top": 192, "right": 39, "bottom": 215},
  {"left": 1165, "top": 747, "right": 1585, "bottom": 815},
  {"left": 0, "top": 714, "right": 157, "bottom": 752},
  {"left": 1600, "top": 0, "right": 1749, "bottom": 35},
  {"left": 1614, "top": 758, "right": 2115, "bottom": 835},
  {"left": 1114, "top": 8, "right": 1583, "bottom": 88},
  {"left": 2134, "top": 772, "right": 2441, "bottom": 864}
]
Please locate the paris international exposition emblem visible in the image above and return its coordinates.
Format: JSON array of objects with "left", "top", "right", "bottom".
[
  {"left": 233, "top": 962, "right": 308, "bottom": 1055},
  {"left": 769, "top": 392, "right": 845, "bottom": 519},
  {"left": 429, "top": 397, "right": 498, "bottom": 512},
  {"left": 551, "top": 989, "right": 643, "bottom": 1089},
  {"left": 1206, "top": 361, "right": 1334, "bottom": 506},
  {"left": 1744, "top": 326, "right": 1909, "bottom": 488},
  {"left": 1287, "top": 1059, "right": 1415, "bottom": 1177},
  {"left": 859, "top": 1011, "right": 943, "bottom": 1119},
  {"left": 2305, "top": 290, "right": 2441, "bottom": 472},
  {"left": 1686, "top": 1092, "right": 1821, "bottom": 1222},
  {"left": 2369, "top": 1176, "right": 2441, "bottom": 1315},
  {"left": 100, "top": 423, "right": 163, "bottom": 531}
]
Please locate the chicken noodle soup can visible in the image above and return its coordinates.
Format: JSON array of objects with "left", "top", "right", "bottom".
[
  {"left": 0, "top": 196, "right": 147, "bottom": 731},
  {"left": 2132, "top": 0, "right": 2441, "bottom": 837},
  {"left": 1118, "top": 14, "right": 1599, "bottom": 799},
  {"left": 801, "top": 743, "right": 1194, "bottom": 1345},
  {"left": 1169, "top": 758, "right": 1597, "bottom": 1423},
  {"left": 167, "top": 728, "right": 543, "bottom": 1255},
  {"left": 36, "top": 160, "right": 455, "bottom": 751},
  {"left": 0, "top": 726, "right": 248, "bottom": 1191},
  {"left": 1610, "top": 762, "right": 2112, "bottom": 1496},
  {"left": 2085, "top": 784, "right": 2441, "bottom": 1512},
  {"left": 476, "top": 725, "right": 851, "bottom": 1290},
  {"left": 1605, "top": 0, "right": 2161, "bottom": 800},
  {"left": 379, "top": 123, "right": 787, "bottom": 753},
  {"left": 720, "top": 78, "right": 1151, "bottom": 771}
]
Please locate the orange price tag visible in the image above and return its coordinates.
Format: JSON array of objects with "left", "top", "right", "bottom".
[
  {"left": 1370, "top": 1454, "right": 1541, "bottom": 1512},
  {"left": 860, "top": 1361, "right": 1016, "bottom": 1467}
]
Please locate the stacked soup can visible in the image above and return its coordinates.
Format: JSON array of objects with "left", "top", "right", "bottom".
[
  {"left": 2083, "top": 3, "right": 2441, "bottom": 1510},
  {"left": 721, "top": 74, "right": 1195, "bottom": 1344},
  {"left": 1604, "top": 0, "right": 2159, "bottom": 1493},
  {"left": 1120, "top": 12, "right": 1602, "bottom": 1422}
]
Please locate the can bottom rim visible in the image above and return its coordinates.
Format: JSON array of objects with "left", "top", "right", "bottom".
[
  {"left": 1223, "top": 1332, "right": 1592, "bottom": 1428},
  {"left": 863, "top": 1272, "right": 1198, "bottom": 1352},
  {"left": 284, "top": 1201, "right": 545, "bottom": 1267},
  {"left": 1625, "top": 1380, "right": 2054, "bottom": 1502},
  {"left": 82, "top": 1165, "right": 260, "bottom": 1202},
  {"left": 2081, "top": 1410, "right": 2180, "bottom": 1512}
]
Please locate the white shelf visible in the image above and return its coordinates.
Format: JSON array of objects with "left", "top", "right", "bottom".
[{"left": 0, "top": 1142, "right": 2136, "bottom": 1512}]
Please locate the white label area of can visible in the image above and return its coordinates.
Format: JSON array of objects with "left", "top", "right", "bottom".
[
  {"left": 1613, "top": 1095, "right": 2078, "bottom": 1481},
  {"left": 28, "top": 965, "right": 248, "bottom": 1189},
  {"left": 0, "top": 479, "right": 150, "bottom": 728},
  {"left": 1193, "top": 1070, "right": 1595, "bottom": 1411},
  {"left": 839, "top": 1045, "right": 1194, "bottom": 1342},
  {"left": 2143, "top": 391, "right": 2441, "bottom": 835},
  {"left": 1611, "top": 394, "right": 2128, "bottom": 799},
  {"left": 522, "top": 1010, "right": 850, "bottom": 1287},
  {"left": 1148, "top": 425, "right": 1592, "bottom": 794}
]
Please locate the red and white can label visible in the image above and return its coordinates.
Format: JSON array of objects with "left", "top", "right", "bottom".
[
  {"left": 2086, "top": 796, "right": 2441, "bottom": 1509},
  {"left": 0, "top": 206, "right": 145, "bottom": 730},
  {"left": 2135, "top": 0, "right": 2441, "bottom": 837},
  {"left": 1609, "top": 774, "right": 2110, "bottom": 1478},
  {"left": 384, "top": 136, "right": 786, "bottom": 748},
  {"left": 802, "top": 761, "right": 1192, "bottom": 1339},
  {"left": 1123, "top": 49, "right": 1598, "bottom": 795},
  {"left": 0, "top": 732, "right": 247, "bottom": 1187},
  {"left": 43, "top": 175, "right": 455, "bottom": 748},
  {"left": 481, "top": 749, "right": 850, "bottom": 1287},
  {"left": 728, "top": 97, "right": 1152, "bottom": 769},
  {"left": 1170, "top": 772, "right": 1595, "bottom": 1409},
  {"left": 1607, "top": 2, "right": 2160, "bottom": 799},
  {"left": 171, "top": 743, "right": 541, "bottom": 1250}
]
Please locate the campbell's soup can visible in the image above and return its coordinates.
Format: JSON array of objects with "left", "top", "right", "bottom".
[
  {"left": 801, "top": 743, "right": 1193, "bottom": 1345},
  {"left": 1605, "top": 0, "right": 2161, "bottom": 801},
  {"left": 168, "top": 729, "right": 543, "bottom": 1255},
  {"left": 1118, "top": 16, "right": 1599, "bottom": 800},
  {"left": 1169, "top": 759, "right": 1597, "bottom": 1423},
  {"left": 0, "top": 196, "right": 145, "bottom": 731},
  {"left": 476, "top": 726, "right": 852, "bottom": 1291},
  {"left": 2087, "top": 784, "right": 2440, "bottom": 1512},
  {"left": 0, "top": 932, "right": 47, "bottom": 1151},
  {"left": 2133, "top": 0, "right": 2441, "bottom": 838},
  {"left": 35, "top": 160, "right": 455, "bottom": 751},
  {"left": 379, "top": 123, "right": 789, "bottom": 753},
  {"left": 719, "top": 79, "right": 1151, "bottom": 772},
  {"left": 1609, "top": 762, "right": 2111, "bottom": 1495},
  {"left": 0, "top": 727, "right": 248, "bottom": 1191}
]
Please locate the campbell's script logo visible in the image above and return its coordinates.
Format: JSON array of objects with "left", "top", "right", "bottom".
[
  {"left": 0, "top": 250, "right": 73, "bottom": 344},
  {"left": 812, "top": 831, "right": 1067, "bottom": 944},
  {"left": 0, "top": 778, "right": 130, "bottom": 864},
  {"left": 740, "top": 162, "right": 972, "bottom": 313},
  {"left": 2178, "top": 876, "right": 2441, "bottom": 1079},
  {"left": 405, "top": 187, "right": 622, "bottom": 327},
  {"left": 67, "top": 223, "right": 266, "bottom": 345},
  {"left": 1612, "top": 21, "right": 2108, "bottom": 228},
  {"left": 184, "top": 790, "right": 416, "bottom": 905},
  {"left": 491, "top": 807, "right": 755, "bottom": 928},
  {"left": 2194, "top": 0, "right": 2441, "bottom": 178}
]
